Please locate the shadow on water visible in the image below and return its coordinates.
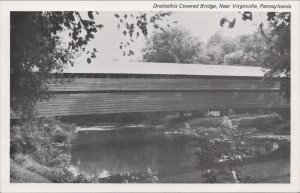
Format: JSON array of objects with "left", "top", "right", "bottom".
[{"left": 71, "top": 127, "right": 200, "bottom": 177}]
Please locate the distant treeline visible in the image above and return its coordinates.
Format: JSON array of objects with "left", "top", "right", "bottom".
[{"left": 142, "top": 28, "right": 271, "bottom": 67}]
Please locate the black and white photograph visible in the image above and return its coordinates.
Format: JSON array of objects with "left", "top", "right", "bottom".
[{"left": 1, "top": 1, "right": 299, "bottom": 192}]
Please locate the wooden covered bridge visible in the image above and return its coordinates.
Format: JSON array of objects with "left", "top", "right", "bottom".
[{"left": 26, "top": 62, "right": 290, "bottom": 117}]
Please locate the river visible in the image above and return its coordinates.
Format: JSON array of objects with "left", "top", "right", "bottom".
[
  {"left": 69, "top": 114, "right": 290, "bottom": 182},
  {"left": 71, "top": 125, "right": 200, "bottom": 178}
]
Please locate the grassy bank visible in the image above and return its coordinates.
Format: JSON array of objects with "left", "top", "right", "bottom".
[
  {"left": 10, "top": 159, "right": 50, "bottom": 183},
  {"left": 10, "top": 118, "right": 77, "bottom": 182}
]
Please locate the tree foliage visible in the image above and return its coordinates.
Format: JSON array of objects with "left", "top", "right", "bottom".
[
  {"left": 205, "top": 32, "right": 239, "bottom": 65},
  {"left": 224, "top": 31, "right": 268, "bottom": 66},
  {"left": 141, "top": 29, "right": 268, "bottom": 67},
  {"left": 115, "top": 12, "right": 174, "bottom": 56},
  {"left": 261, "top": 12, "right": 290, "bottom": 78},
  {"left": 220, "top": 12, "right": 290, "bottom": 100},
  {"left": 142, "top": 27, "right": 205, "bottom": 64},
  {"left": 11, "top": 11, "right": 172, "bottom": 118},
  {"left": 11, "top": 11, "right": 105, "bottom": 118},
  {"left": 221, "top": 12, "right": 291, "bottom": 75}
]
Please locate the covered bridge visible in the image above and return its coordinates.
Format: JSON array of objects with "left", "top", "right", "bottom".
[{"left": 24, "top": 62, "right": 290, "bottom": 117}]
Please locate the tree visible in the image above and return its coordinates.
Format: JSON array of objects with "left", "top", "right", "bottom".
[
  {"left": 261, "top": 12, "right": 290, "bottom": 100},
  {"left": 261, "top": 13, "right": 290, "bottom": 78},
  {"left": 219, "top": 12, "right": 290, "bottom": 75},
  {"left": 220, "top": 12, "right": 290, "bottom": 100},
  {"left": 142, "top": 27, "right": 205, "bottom": 64},
  {"left": 205, "top": 32, "right": 239, "bottom": 65},
  {"left": 11, "top": 11, "right": 173, "bottom": 118},
  {"left": 223, "top": 32, "right": 268, "bottom": 66}
]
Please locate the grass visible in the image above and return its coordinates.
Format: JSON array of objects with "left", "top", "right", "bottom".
[
  {"left": 10, "top": 159, "right": 50, "bottom": 183},
  {"left": 12, "top": 153, "right": 63, "bottom": 182}
]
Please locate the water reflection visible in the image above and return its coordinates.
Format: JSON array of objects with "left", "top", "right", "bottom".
[{"left": 71, "top": 127, "right": 200, "bottom": 177}]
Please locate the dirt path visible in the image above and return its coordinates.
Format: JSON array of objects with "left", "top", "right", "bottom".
[{"left": 160, "top": 159, "right": 290, "bottom": 183}]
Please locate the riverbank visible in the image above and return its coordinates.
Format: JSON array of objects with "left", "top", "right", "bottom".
[{"left": 10, "top": 159, "right": 51, "bottom": 183}]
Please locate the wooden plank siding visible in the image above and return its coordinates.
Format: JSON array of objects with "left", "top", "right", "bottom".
[
  {"left": 11, "top": 75, "right": 289, "bottom": 118},
  {"left": 34, "top": 91, "right": 287, "bottom": 117},
  {"left": 49, "top": 78, "right": 281, "bottom": 92}
]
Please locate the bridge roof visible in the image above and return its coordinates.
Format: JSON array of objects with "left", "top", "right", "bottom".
[{"left": 64, "top": 62, "right": 265, "bottom": 77}]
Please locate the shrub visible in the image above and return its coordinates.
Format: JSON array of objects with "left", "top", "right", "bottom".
[{"left": 10, "top": 117, "right": 76, "bottom": 167}]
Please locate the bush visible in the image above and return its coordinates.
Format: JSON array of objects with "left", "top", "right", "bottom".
[{"left": 10, "top": 117, "right": 76, "bottom": 167}]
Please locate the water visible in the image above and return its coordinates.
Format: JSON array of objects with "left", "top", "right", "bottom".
[
  {"left": 71, "top": 126, "right": 200, "bottom": 178},
  {"left": 70, "top": 123, "right": 287, "bottom": 181}
]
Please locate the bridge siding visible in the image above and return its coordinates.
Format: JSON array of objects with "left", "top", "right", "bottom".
[
  {"left": 49, "top": 78, "right": 281, "bottom": 92},
  {"left": 11, "top": 76, "right": 288, "bottom": 118},
  {"left": 36, "top": 75, "right": 287, "bottom": 117}
]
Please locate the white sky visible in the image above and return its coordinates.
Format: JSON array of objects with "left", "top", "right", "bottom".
[{"left": 68, "top": 11, "right": 268, "bottom": 72}]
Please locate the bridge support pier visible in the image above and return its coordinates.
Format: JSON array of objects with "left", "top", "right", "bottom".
[
  {"left": 220, "top": 109, "right": 229, "bottom": 117},
  {"left": 179, "top": 111, "right": 185, "bottom": 118},
  {"left": 192, "top": 110, "right": 205, "bottom": 118}
]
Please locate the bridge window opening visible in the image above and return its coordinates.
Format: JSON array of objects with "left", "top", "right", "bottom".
[
  {"left": 114, "top": 74, "right": 121, "bottom": 78},
  {"left": 70, "top": 74, "right": 75, "bottom": 79}
]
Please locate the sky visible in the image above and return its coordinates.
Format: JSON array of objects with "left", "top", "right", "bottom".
[{"left": 66, "top": 11, "right": 268, "bottom": 73}]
